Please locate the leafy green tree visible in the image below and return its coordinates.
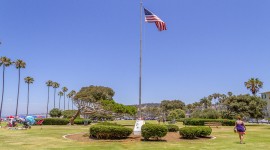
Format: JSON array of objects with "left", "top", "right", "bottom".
[
  {"left": 167, "top": 109, "right": 185, "bottom": 120},
  {"left": 58, "top": 91, "right": 64, "bottom": 109},
  {"left": 62, "top": 87, "right": 68, "bottom": 110},
  {"left": 142, "top": 106, "right": 161, "bottom": 119},
  {"left": 125, "top": 105, "right": 137, "bottom": 116},
  {"left": 222, "top": 94, "right": 267, "bottom": 120},
  {"left": 71, "top": 85, "right": 115, "bottom": 125},
  {"left": 24, "top": 76, "right": 34, "bottom": 116},
  {"left": 52, "top": 82, "right": 60, "bottom": 108},
  {"left": 62, "top": 110, "right": 78, "bottom": 118},
  {"left": 100, "top": 100, "right": 137, "bottom": 117},
  {"left": 49, "top": 108, "right": 62, "bottom": 118},
  {"left": 244, "top": 78, "right": 263, "bottom": 95},
  {"left": 191, "top": 108, "right": 220, "bottom": 119},
  {"left": 46, "top": 80, "right": 53, "bottom": 118},
  {"left": 0, "top": 56, "right": 12, "bottom": 120},
  {"left": 15, "top": 59, "right": 26, "bottom": 116}
]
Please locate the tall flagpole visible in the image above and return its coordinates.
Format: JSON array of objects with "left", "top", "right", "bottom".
[{"left": 139, "top": 0, "right": 143, "bottom": 119}]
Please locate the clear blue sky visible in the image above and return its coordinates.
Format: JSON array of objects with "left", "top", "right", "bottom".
[{"left": 1, "top": 0, "right": 270, "bottom": 116}]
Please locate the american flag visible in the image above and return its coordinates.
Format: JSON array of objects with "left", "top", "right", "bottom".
[{"left": 144, "top": 8, "right": 167, "bottom": 31}]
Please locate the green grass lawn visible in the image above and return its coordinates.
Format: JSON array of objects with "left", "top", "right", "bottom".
[{"left": 0, "top": 121, "right": 270, "bottom": 150}]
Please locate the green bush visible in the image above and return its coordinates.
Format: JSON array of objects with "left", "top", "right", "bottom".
[
  {"left": 89, "top": 123, "right": 132, "bottom": 139},
  {"left": 179, "top": 127, "right": 199, "bottom": 139},
  {"left": 35, "top": 118, "right": 69, "bottom": 125},
  {"left": 197, "top": 126, "right": 212, "bottom": 137},
  {"left": 73, "top": 119, "right": 91, "bottom": 125},
  {"left": 49, "top": 108, "right": 62, "bottom": 118},
  {"left": 141, "top": 124, "right": 168, "bottom": 140},
  {"left": 175, "top": 118, "right": 186, "bottom": 122},
  {"left": 183, "top": 119, "right": 235, "bottom": 126},
  {"left": 62, "top": 110, "right": 78, "bottom": 119},
  {"left": 179, "top": 126, "right": 212, "bottom": 139},
  {"left": 167, "top": 109, "right": 185, "bottom": 120},
  {"left": 166, "top": 124, "right": 179, "bottom": 132},
  {"left": 96, "top": 122, "right": 123, "bottom": 127}
]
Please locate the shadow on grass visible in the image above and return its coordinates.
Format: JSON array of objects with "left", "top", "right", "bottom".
[{"left": 141, "top": 139, "right": 167, "bottom": 142}]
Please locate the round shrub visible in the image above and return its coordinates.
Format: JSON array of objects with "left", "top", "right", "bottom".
[
  {"left": 141, "top": 124, "right": 168, "bottom": 140},
  {"left": 167, "top": 109, "right": 185, "bottom": 120},
  {"left": 49, "top": 108, "right": 62, "bottom": 118},
  {"left": 179, "top": 126, "right": 212, "bottom": 139},
  {"left": 89, "top": 123, "right": 132, "bottom": 139},
  {"left": 197, "top": 126, "right": 212, "bottom": 137},
  {"left": 166, "top": 124, "right": 179, "bottom": 132},
  {"left": 179, "top": 127, "right": 199, "bottom": 139}
]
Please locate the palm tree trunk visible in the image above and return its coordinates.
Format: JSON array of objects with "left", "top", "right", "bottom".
[
  {"left": 15, "top": 68, "right": 21, "bottom": 117},
  {"left": 53, "top": 88, "right": 56, "bottom": 108},
  {"left": 0, "top": 66, "right": 5, "bottom": 120},
  {"left": 59, "top": 96, "right": 61, "bottom": 109},
  {"left": 68, "top": 98, "right": 69, "bottom": 110},
  {"left": 46, "top": 86, "right": 50, "bottom": 118},
  {"left": 72, "top": 100, "right": 73, "bottom": 110},
  {"left": 26, "top": 83, "right": 30, "bottom": 116},
  {"left": 64, "top": 92, "right": 66, "bottom": 110}
]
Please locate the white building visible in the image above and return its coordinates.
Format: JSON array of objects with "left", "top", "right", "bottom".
[{"left": 260, "top": 91, "right": 270, "bottom": 117}]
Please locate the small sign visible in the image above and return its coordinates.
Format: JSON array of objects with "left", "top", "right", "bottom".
[{"left": 133, "top": 120, "right": 145, "bottom": 135}]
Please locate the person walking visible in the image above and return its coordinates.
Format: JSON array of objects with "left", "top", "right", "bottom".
[{"left": 234, "top": 116, "right": 246, "bottom": 144}]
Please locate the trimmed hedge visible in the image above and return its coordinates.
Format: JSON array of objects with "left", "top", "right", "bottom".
[
  {"left": 73, "top": 119, "right": 91, "bottom": 125},
  {"left": 35, "top": 118, "right": 69, "bottom": 125},
  {"left": 89, "top": 123, "right": 132, "bottom": 139},
  {"left": 166, "top": 124, "right": 179, "bottom": 132},
  {"left": 179, "top": 126, "right": 212, "bottom": 139},
  {"left": 96, "top": 122, "right": 123, "bottom": 127},
  {"left": 183, "top": 119, "right": 235, "bottom": 126},
  {"left": 35, "top": 118, "right": 91, "bottom": 125},
  {"left": 141, "top": 124, "right": 168, "bottom": 140}
]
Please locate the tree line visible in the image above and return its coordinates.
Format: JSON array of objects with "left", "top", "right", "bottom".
[{"left": 0, "top": 56, "right": 77, "bottom": 119}]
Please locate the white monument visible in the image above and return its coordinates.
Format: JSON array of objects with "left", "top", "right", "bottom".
[{"left": 133, "top": 119, "right": 145, "bottom": 135}]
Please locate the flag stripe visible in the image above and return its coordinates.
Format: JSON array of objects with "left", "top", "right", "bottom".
[{"left": 144, "top": 8, "right": 167, "bottom": 31}]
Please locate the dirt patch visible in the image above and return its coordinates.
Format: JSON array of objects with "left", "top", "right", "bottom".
[{"left": 65, "top": 132, "right": 214, "bottom": 143}]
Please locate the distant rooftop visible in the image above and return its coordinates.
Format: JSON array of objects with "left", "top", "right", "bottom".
[{"left": 260, "top": 91, "right": 270, "bottom": 94}]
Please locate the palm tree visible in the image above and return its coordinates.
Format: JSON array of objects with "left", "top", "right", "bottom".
[
  {"left": 67, "top": 93, "right": 71, "bottom": 110},
  {"left": 67, "top": 90, "right": 76, "bottom": 110},
  {"left": 244, "top": 78, "right": 263, "bottom": 96},
  {"left": 200, "top": 97, "right": 211, "bottom": 109},
  {"left": 46, "top": 80, "right": 53, "bottom": 118},
  {"left": 70, "top": 90, "right": 76, "bottom": 110},
  {"left": 62, "top": 87, "right": 68, "bottom": 110},
  {"left": 212, "top": 93, "right": 220, "bottom": 110},
  {"left": 52, "top": 82, "right": 60, "bottom": 108},
  {"left": 14, "top": 59, "right": 26, "bottom": 117},
  {"left": 58, "top": 91, "right": 64, "bottom": 109},
  {"left": 0, "top": 57, "right": 12, "bottom": 120},
  {"left": 227, "top": 92, "right": 233, "bottom": 97},
  {"left": 24, "top": 76, "right": 34, "bottom": 116}
]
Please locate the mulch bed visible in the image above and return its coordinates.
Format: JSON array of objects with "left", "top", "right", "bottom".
[{"left": 65, "top": 132, "right": 214, "bottom": 142}]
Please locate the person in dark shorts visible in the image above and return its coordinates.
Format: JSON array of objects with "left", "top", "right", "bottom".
[{"left": 234, "top": 116, "right": 246, "bottom": 144}]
